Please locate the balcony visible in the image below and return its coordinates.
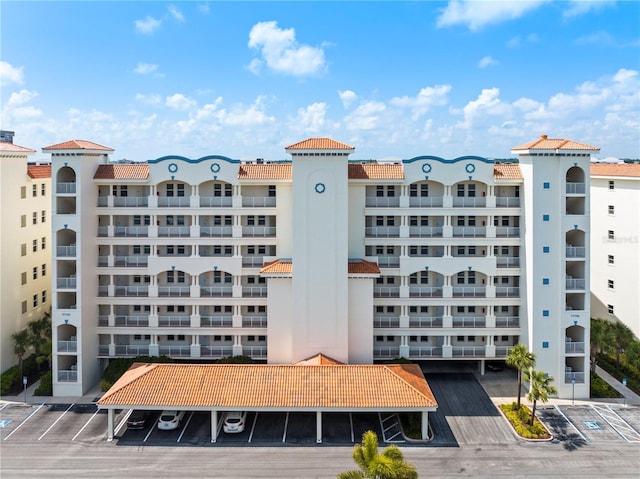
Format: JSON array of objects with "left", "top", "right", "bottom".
[
  {"left": 495, "top": 197, "right": 520, "bottom": 207},
  {"left": 566, "top": 246, "right": 586, "bottom": 258},
  {"left": 495, "top": 346, "right": 514, "bottom": 357},
  {"left": 243, "top": 346, "right": 267, "bottom": 359},
  {"left": 57, "top": 339, "right": 77, "bottom": 352},
  {"left": 373, "top": 317, "right": 400, "bottom": 328},
  {"left": 453, "top": 197, "right": 486, "bottom": 207},
  {"left": 158, "top": 286, "right": 190, "bottom": 297},
  {"left": 374, "top": 346, "right": 401, "bottom": 360},
  {"left": 409, "top": 347, "right": 443, "bottom": 358},
  {"left": 58, "top": 369, "right": 78, "bottom": 382},
  {"left": 57, "top": 245, "right": 77, "bottom": 257},
  {"left": 200, "top": 286, "right": 233, "bottom": 297},
  {"left": 201, "top": 345, "right": 233, "bottom": 358},
  {"left": 452, "top": 227, "right": 486, "bottom": 237},
  {"left": 452, "top": 286, "right": 486, "bottom": 297},
  {"left": 57, "top": 277, "right": 77, "bottom": 289},
  {"left": 409, "top": 197, "right": 443, "bottom": 207},
  {"left": 409, "top": 286, "right": 443, "bottom": 298},
  {"left": 495, "top": 227, "right": 520, "bottom": 238},
  {"left": 242, "top": 226, "right": 276, "bottom": 237},
  {"left": 200, "top": 196, "right": 232, "bottom": 207},
  {"left": 409, "top": 226, "right": 443, "bottom": 237},
  {"left": 57, "top": 182, "right": 76, "bottom": 194},
  {"left": 452, "top": 346, "right": 486, "bottom": 357},
  {"left": 409, "top": 317, "right": 443, "bottom": 328},
  {"left": 496, "top": 257, "right": 520, "bottom": 268},
  {"left": 243, "top": 256, "right": 266, "bottom": 267},
  {"left": 158, "top": 315, "right": 191, "bottom": 327},
  {"left": 158, "top": 226, "right": 190, "bottom": 237},
  {"left": 376, "top": 257, "right": 400, "bottom": 268},
  {"left": 200, "top": 226, "right": 232, "bottom": 237},
  {"left": 242, "top": 197, "right": 276, "bottom": 208},
  {"left": 114, "top": 316, "right": 149, "bottom": 327},
  {"left": 115, "top": 344, "right": 150, "bottom": 356},
  {"left": 495, "top": 287, "right": 520, "bottom": 298},
  {"left": 366, "top": 227, "right": 400, "bottom": 238},
  {"left": 114, "top": 256, "right": 148, "bottom": 267},
  {"left": 495, "top": 317, "right": 519, "bottom": 328},
  {"left": 158, "top": 197, "right": 190, "bottom": 207},
  {"left": 373, "top": 286, "right": 400, "bottom": 298},
  {"left": 566, "top": 182, "right": 585, "bottom": 194},
  {"left": 242, "top": 286, "right": 267, "bottom": 297},
  {"left": 114, "top": 197, "right": 148, "bottom": 207},
  {"left": 365, "top": 197, "right": 400, "bottom": 207},
  {"left": 114, "top": 226, "right": 148, "bottom": 237},
  {"left": 452, "top": 317, "right": 486, "bottom": 328},
  {"left": 201, "top": 316, "right": 233, "bottom": 327},
  {"left": 565, "top": 341, "right": 585, "bottom": 354},
  {"left": 111, "top": 286, "right": 149, "bottom": 297},
  {"left": 566, "top": 278, "right": 586, "bottom": 290},
  {"left": 242, "top": 316, "right": 267, "bottom": 328},
  {"left": 565, "top": 371, "right": 585, "bottom": 384},
  {"left": 158, "top": 345, "right": 191, "bottom": 357}
]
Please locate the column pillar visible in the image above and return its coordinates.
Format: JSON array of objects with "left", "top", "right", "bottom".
[
  {"left": 211, "top": 410, "right": 218, "bottom": 443},
  {"left": 107, "top": 409, "right": 114, "bottom": 441},
  {"left": 316, "top": 411, "right": 322, "bottom": 443},
  {"left": 421, "top": 411, "right": 429, "bottom": 440}
]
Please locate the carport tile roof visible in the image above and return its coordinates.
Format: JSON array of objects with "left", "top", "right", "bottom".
[{"left": 98, "top": 363, "right": 437, "bottom": 410}]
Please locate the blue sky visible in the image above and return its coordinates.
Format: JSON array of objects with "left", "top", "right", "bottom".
[{"left": 1, "top": 1, "right": 639, "bottom": 161}]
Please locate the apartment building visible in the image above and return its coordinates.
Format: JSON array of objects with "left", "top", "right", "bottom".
[
  {"left": 46, "top": 135, "right": 597, "bottom": 399},
  {"left": 0, "top": 132, "right": 51, "bottom": 372},
  {"left": 590, "top": 163, "right": 640, "bottom": 339}
]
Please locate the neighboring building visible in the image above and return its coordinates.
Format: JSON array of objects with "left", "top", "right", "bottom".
[
  {"left": 590, "top": 163, "right": 640, "bottom": 339},
  {"left": 45, "top": 135, "right": 597, "bottom": 399},
  {"left": 0, "top": 132, "right": 51, "bottom": 372}
]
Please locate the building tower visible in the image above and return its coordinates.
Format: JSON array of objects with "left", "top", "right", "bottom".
[{"left": 513, "top": 135, "right": 599, "bottom": 399}]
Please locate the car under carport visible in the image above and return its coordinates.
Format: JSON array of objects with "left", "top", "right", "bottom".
[{"left": 97, "top": 354, "right": 438, "bottom": 443}]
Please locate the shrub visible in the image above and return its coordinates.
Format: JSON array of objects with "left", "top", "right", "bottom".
[
  {"left": 100, "top": 379, "right": 113, "bottom": 392},
  {"left": 34, "top": 371, "right": 52, "bottom": 396},
  {"left": 500, "top": 402, "right": 550, "bottom": 440},
  {"left": 216, "top": 355, "right": 255, "bottom": 364},
  {"left": 0, "top": 366, "right": 20, "bottom": 396},
  {"left": 596, "top": 354, "right": 640, "bottom": 395},
  {"left": 590, "top": 371, "right": 622, "bottom": 398}
]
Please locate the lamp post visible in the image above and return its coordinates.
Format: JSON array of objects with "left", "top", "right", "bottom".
[
  {"left": 22, "top": 376, "right": 28, "bottom": 403},
  {"left": 622, "top": 378, "right": 627, "bottom": 407},
  {"left": 571, "top": 374, "right": 576, "bottom": 406}
]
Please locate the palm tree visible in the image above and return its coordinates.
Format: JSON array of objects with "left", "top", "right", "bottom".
[
  {"left": 590, "top": 318, "right": 614, "bottom": 371},
  {"left": 525, "top": 369, "right": 557, "bottom": 426},
  {"left": 612, "top": 321, "right": 633, "bottom": 370},
  {"left": 12, "top": 329, "right": 31, "bottom": 378},
  {"left": 505, "top": 344, "right": 536, "bottom": 409},
  {"left": 625, "top": 341, "right": 640, "bottom": 372},
  {"left": 338, "top": 430, "right": 418, "bottom": 479}
]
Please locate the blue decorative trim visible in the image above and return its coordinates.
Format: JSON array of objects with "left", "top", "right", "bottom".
[
  {"left": 149, "top": 155, "right": 240, "bottom": 164},
  {"left": 465, "top": 163, "right": 476, "bottom": 173},
  {"left": 314, "top": 182, "right": 326, "bottom": 194},
  {"left": 168, "top": 163, "right": 178, "bottom": 173},
  {"left": 403, "top": 155, "right": 492, "bottom": 164},
  {"left": 421, "top": 163, "right": 432, "bottom": 174},
  {"left": 210, "top": 163, "right": 221, "bottom": 173}
]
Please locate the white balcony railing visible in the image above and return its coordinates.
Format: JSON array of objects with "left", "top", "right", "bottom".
[
  {"left": 114, "top": 197, "right": 148, "bottom": 207},
  {"left": 113, "top": 286, "right": 149, "bottom": 297},
  {"left": 200, "top": 197, "right": 232, "bottom": 207},
  {"left": 158, "top": 315, "right": 191, "bottom": 327},
  {"left": 57, "top": 340, "right": 77, "bottom": 352},
  {"left": 377, "top": 257, "right": 400, "bottom": 268},
  {"left": 409, "top": 226, "right": 443, "bottom": 237},
  {"left": 409, "top": 197, "right": 443, "bottom": 207},
  {"left": 201, "top": 316, "right": 233, "bottom": 327},
  {"left": 495, "top": 317, "right": 519, "bottom": 328},
  {"left": 242, "top": 286, "right": 267, "bottom": 297},
  {"left": 496, "top": 257, "right": 520, "bottom": 267},
  {"left": 158, "top": 346, "right": 191, "bottom": 357},
  {"left": 365, "top": 227, "right": 400, "bottom": 237},
  {"left": 158, "top": 286, "right": 190, "bottom": 297},
  {"left": 495, "top": 346, "right": 514, "bottom": 357},
  {"left": 242, "top": 226, "right": 276, "bottom": 237},
  {"left": 243, "top": 346, "right": 267, "bottom": 358},
  {"left": 566, "top": 182, "right": 585, "bottom": 194},
  {"left": 373, "top": 317, "right": 400, "bottom": 328},
  {"left": 114, "top": 226, "right": 149, "bottom": 237},
  {"left": 495, "top": 197, "right": 520, "bottom": 207},
  {"left": 452, "top": 346, "right": 486, "bottom": 357},
  {"left": 242, "top": 316, "right": 267, "bottom": 328},
  {"left": 565, "top": 371, "right": 585, "bottom": 383},
  {"left": 452, "top": 317, "right": 486, "bottom": 328},
  {"left": 565, "top": 341, "right": 585, "bottom": 354},
  {"left": 566, "top": 246, "right": 586, "bottom": 258},
  {"left": 409, "top": 317, "right": 443, "bottom": 328},
  {"left": 57, "top": 182, "right": 76, "bottom": 194},
  {"left": 566, "top": 278, "right": 586, "bottom": 290},
  {"left": 409, "top": 286, "right": 443, "bottom": 297},
  {"left": 58, "top": 370, "right": 78, "bottom": 382},
  {"left": 365, "top": 197, "right": 400, "bottom": 207},
  {"left": 57, "top": 277, "right": 77, "bottom": 289},
  {"left": 452, "top": 226, "right": 486, "bottom": 237},
  {"left": 115, "top": 345, "right": 149, "bottom": 356},
  {"left": 495, "top": 227, "right": 520, "bottom": 237},
  {"left": 200, "top": 226, "right": 233, "bottom": 237},
  {"left": 114, "top": 256, "right": 148, "bottom": 267},
  {"left": 57, "top": 245, "right": 77, "bottom": 257},
  {"left": 201, "top": 346, "right": 233, "bottom": 358},
  {"left": 452, "top": 286, "right": 486, "bottom": 297},
  {"left": 200, "top": 286, "right": 233, "bottom": 297},
  {"left": 114, "top": 316, "right": 149, "bottom": 327},
  {"left": 158, "top": 197, "right": 190, "bottom": 207},
  {"left": 242, "top": 197, "right": 276, "bottom": 207},
  {"left": 158, "top": 226, "right": 190, "bottom": 237},
  {"left": 373, "top": 346, "right": 401, "bottom": 359},
  {"left": 373, "top": 286, "right": 401, "bottom": 297},
  {"left": 409, "top": 347, "right": 443, "bottom": 358},
  {"left": 495, "top": 287, "right": 520, "bottom": 297}
]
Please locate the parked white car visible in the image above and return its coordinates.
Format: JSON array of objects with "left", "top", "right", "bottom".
[
  {"left": 157, "top": 410, "right": 186, "bottom": 430},
  {"left": 223, "top": 411, "right": 247, "bottom": 433}
]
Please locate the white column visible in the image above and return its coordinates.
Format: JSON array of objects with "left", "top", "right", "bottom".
[
  {"left": 316, "top": 411, "right": 322, "bottom": 444},
  {"left": 211, "top": 410, "right": 218, "bottom": 443},
  {"left": 421, "top": 411, "right": 429, "bottom": 440},
  {"left": 107, "top": 409, "right": 114, "bottom": 441}
]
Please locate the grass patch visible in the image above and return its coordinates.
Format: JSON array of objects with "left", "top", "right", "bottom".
[{"left": 499, "top": 402, "right": 551, "bottom": 440}]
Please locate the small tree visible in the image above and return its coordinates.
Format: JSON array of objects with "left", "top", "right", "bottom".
[
  {"left": 590, "top": 318, "right": 614, "bottom": 371},
  {"left": 338, "top": 430, "right": 417, "bottom": 479},
  {"left": 612, "top": 321, "right": 633, "bottom": 370},
  {"left": 505, "top": 344, "right": 536, "bottom": 409},
  {"left": 525, "top": 369, "right": 557, "bottom": 426},
  {"left": 12, "top": 329, "right": 31, "bottom": 379}
]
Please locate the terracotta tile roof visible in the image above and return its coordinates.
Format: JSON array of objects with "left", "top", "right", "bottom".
[
  {"left": 94, "top": 164, "right": 149, "bottom": 180},
  {"left": 285, "top": 138, "right": 355, "bottom": 150},
  {"left": 238, "top": 163, "right": 292, "bottom": 179},
  {"left": 493, "top": 163, "right": 522, "bottom": 179},
  {"left": 294, "top": 354, "right": 345, "bottom": 366},
  {"left": 512, "top": 135, "right": 599, "bottom": 151},
  {"left": 42, "top": 139, "right": 114, "bottom": 151},
  {"left": 97, "top": 362, "right": 437, "bottom": 410},
  {"left": 590, "top": 163, "right": 640, "bottom": 178},
  {"left": 0, "top": 142, "right": 35, "bottom": 153},
  {"left": 348, "top": 260, "right": 381, "bottom": 275},
  {"left": 27, "top": 164, "right": 52, "bottom": 179},
  {"left": 260, "top": 259, "right": 292, "bottom": 274},
  {"left": 348, "top": 163, "right": 404, "bottom": 179}
]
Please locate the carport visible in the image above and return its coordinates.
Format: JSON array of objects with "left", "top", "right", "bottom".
[{"left": 97, "top": 355, "right": 438, "bottom": 443}]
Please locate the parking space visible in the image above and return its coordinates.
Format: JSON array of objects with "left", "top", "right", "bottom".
[{"left": 535, "top": 406, "right": 587, "bottom": 445}]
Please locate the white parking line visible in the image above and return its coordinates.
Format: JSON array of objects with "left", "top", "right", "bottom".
[
  {"left": 72, "top": 409, "right": 101, "bottom": 441},
  {"left": 248, "top": 412, "right": 258, "bottom": 443},
  {"left": 554, "top": 405, "right": 589, "bottom": 442},
  {"left": 3, "top": 404, "right": 45, "bottom": 441},
  {"left": 591, "top": 405, "right": 640, "bottom": 443},
  {"left": 176, "top": 412, "right": 194, "bottom": 443},
  {"left": 115, "top": 410, "right": 132, "bottom": 436},
  {"left": 143, "top": 421, "right": 155, "bottom": 442},
  {"left": 282, "top": 411, "right": 289, "bottom": 443},
  {"left": 38, "top": 403, "right": 75, "bottom": 441}
]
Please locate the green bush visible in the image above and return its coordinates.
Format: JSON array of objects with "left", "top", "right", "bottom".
[
  {"left": 34, "top": 371, "right": 52, "bottom": 396},
  {"left": 500, "top": 402, "right": 550, "bottom": 440},
  {"left": 596, "top": 354, "right": 640, "bottom": 395},
  {"left": 590, "top": 371, "right": 622, "bottom": 398},
  {"left": 399, "top": 412, "right": 421, "bottom": 439},
  {"left": 0, "top": 366, "right": 20, "bottom": 396},
  {"left": 216, "top": 355, "right": 255, "bottom": 364},
  {"left": 100, "top": 379, "right": 113, "bottom": 392}
]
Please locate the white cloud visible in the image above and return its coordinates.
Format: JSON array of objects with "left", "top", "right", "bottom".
[
  {"left": 135, "top": 93, "right": 163, "bottom": 105},
  {"left": 437, "top": 1, "right": 548, "bottom": 31},
  {"left": 168, "top": 5, "right": 185, "bottom": 23},
  {"left": 11, "top": 106, "right": 43, "bottom": 120},
  {"left": 344, "top": 101, "right": 387, "bottom": 131},
  {"left": 390, "top": 85, "right": 451, "bottom": 119},
  {"left": 575, "top": 30, "right": 615, "bottom": 46},
  {"left": 8, "top": 89, "right": 38, "bottom": 106},
  {"left": 455, "top": 87, "right": 511, "bottom": 129},
  {"left": 135, "top": 16, "right": 162, "bottom": 35},
  {"left": 338, "top": 90, "right": 357, "bottom": 108},
  {"left": 478, "top": 56, "right": 498, "bottom": 69},
  {"left": 165, "top": 93, "right": 197, "bottom": 111},
  {"left": 290, "top": 102, "right": 328, "bottom": 132},
  {"left": 247, "top": 21, "right": 327, "bottom": 76},
  {"left": 563, "top": 0, "right": 614, "bottom": 18},
  {"left": 197, "top": 3, "right": 210, "bottom": 15},
  {"left": 133, "top": 62, "right": 160, "bottom": 75},
  {"left": 0, "top": 61, "right": 24, "bottom": 85}
]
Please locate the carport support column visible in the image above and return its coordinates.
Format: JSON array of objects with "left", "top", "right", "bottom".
[
  {"left": 421, "top": 411, "right": 429, "bottom": 441},
  {"left": 316, "top": 411, "right": 322, "bottom": 443},
  {"left": 211, "top": 410, "right": 218, "bottom": 443},
  {"left": 107, "top": 409, "right": 114, "bottom": 441}
]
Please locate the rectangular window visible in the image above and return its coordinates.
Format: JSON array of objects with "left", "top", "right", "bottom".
[
  {"left": 22, "top": 301, "right": 27, "bottom": 314},
  {"left": 543, "top": 182, "right": 550, "bottom": 189},
  {"left": 268, "top": 185, "right": 276, "bottom": 197},
  {"left": 21, "top": 186, "right": 26, "bottom": 199},
  {"left": 542, "top": 278, "right": 549, "bottom": 285},
  {"left": 32, "top": 239, "right": 37, "bottom": 252},
  {"left": 21, "top": 272, "right": 27, "bottom": 285},
  {"left": 41, "top": 183, "right": 46, "bottom": 196},
  {"left": 386, "top": 216, "right": 394, "bottom": 226},
  {"left": 21, "top": 243, "right": 27, "bottom": 256},
  {"left": 177, "top": 184, "right": 185, "bottom": 197},
  {"left": 542, "top": 341, "right": 549, "bottom": 349},
  {"left": 42, "top": 264, "right": 46, "bottom": 276},
  {"left": 542, "top": 214, "right": 549, "bottom": 222},
  {"left": 608, "top": 255, "right": 614, "bottom": 265},
  {"left": 543, "top": 246, "right": 550, "bottom": 253},
  {"left": 387, "top": 186, "right": 395, "bottom": 197},
  {"left": 41, "top": 291, "right": 46, "bottom": 303},
  {"left": 166, "top": 184, "right": 174, "bottom": 197},
  {"left": 607, "top": 304, "right": 614, "bottom": 315},
  {"left": 608, "top": 205, "right": 614, "bottom": 215},
  {"left": 608, "top": 230, "right": 615, "bottom": 240},
  {"left": 41, "top": 237, "right": 46, "bottom": 250},
  {"left": 33, "top": 267, "right": 38, "bottom": 280},
  {"left": 33, "top": 212, "right": 38, "bottom": 225},
  {"left": 457, "top": 184, "right": 465, "bottom": 197},
  {"left": 608, "top": 279, "right": 614, "bottom": 290},
  {"left": 21, "top": 215, "right": 26, "bottom": 228},
  {"left": 32, "top": 184, "right": 37, "bottom": 197},
  {"left": 376, "top": 185, "right": 384, "bottom": 197},
  {"left": 608, "top": 180, "right": 614, "bottom": 190},
  {"left": 41, "top": 210, "right": 46, "bottom": 223},
  {"left": 467, "top": 184, "right": 476, "bottom": 197},
  {"left": 32, "top": 294, "right": 38, "bottom": 308}
]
